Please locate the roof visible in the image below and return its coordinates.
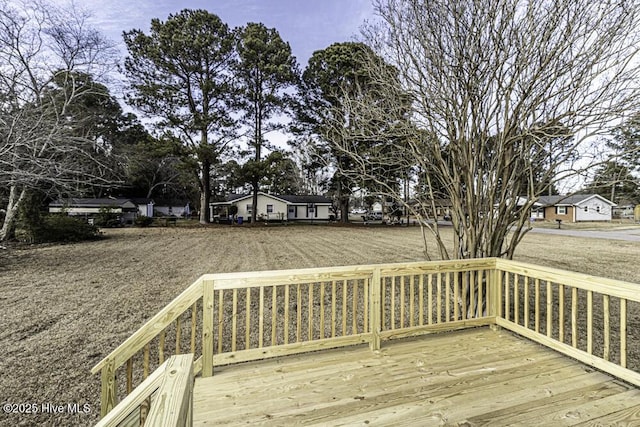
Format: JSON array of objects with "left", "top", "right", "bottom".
[
  {"left": 212, "top": 192, "right": 332, "bottom": 205},
  {"left": 537, "top": 194, "right": 615, "bottom": 207},
  {"left": 49, "top": 198, "right": 138, "bottom": 208}
]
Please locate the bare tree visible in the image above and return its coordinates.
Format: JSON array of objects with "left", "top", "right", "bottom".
[
  {"left": 329, "top": 0, "right": 640, "bottom": 260},
  {"left": 0, "top": 0, "right": 119, "bottom": 241}
]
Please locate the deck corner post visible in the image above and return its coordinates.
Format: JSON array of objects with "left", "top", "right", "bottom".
[
  {"left": 100, "top": 358, "right": 116, "bottom": 418},
  {"left": 202, "top": 278, "right": 215, "bottom": 377},
  {"left": 369, "top": 267, "right": 382, "bottom": 351},
  {"left": 489, "top": 261, "right": 502, "bottom": 330}
]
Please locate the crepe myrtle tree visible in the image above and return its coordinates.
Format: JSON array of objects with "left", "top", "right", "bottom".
[
  {"left": 0, "top": 0, "right": 119, "bottom": 241},
  {"left": 330, "top": 0, "right": 640, "bottom": 261}
]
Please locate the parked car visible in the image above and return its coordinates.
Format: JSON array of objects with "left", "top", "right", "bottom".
[{"left": 366, "top": 211, "right": 383, "bottom": 220}]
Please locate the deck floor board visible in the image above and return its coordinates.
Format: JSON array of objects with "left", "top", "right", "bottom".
[{"left": 193, "top": 328, "right": 640, "bottom": 426}]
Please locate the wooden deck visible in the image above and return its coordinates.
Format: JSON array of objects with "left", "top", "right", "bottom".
[{"left": 193, "top": 328, "right": 640, "bottom": 426}]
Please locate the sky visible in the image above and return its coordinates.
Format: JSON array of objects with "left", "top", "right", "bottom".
[
  {"left": 74, "top": 0, "right": 377, "bottom": 150},
  {"left": 82, "top": 0, "right": 376, "bottom": 67}
]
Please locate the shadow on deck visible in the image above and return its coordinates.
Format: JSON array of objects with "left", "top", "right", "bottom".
[{"left": 193, "top": 328, "right": 640, "bottom": 426}]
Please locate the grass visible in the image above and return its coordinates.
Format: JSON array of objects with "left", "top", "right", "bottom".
[{"left": 0, "top": 224, "right": 639, "bottom": 426}]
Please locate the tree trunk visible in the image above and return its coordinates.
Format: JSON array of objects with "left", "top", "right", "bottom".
[
  {"left": 0, "top": 185, "right": 27, "bottom": 242},
  {"left": 200, "top": 158, "right": 211, "bottom": 224},
  {"left": 251, "top": 181, "right": 259, "bottom": 223}
]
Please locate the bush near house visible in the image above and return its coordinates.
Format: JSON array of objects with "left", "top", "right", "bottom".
[{"left": 28, "top": 215, "right": 100, "bottom": 243}]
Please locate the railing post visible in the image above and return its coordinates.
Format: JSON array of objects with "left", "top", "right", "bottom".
[
  {"left": 489, "top": 260, "right": 502, "bottom": 331},
  {"left": 369, "top": 267, "right": 382, "bottom": 351},
  {"left": 100, "top": 358, "right": 116, "bottom": 418},
  {"left": 202, "top": 279, "right": 215, "bottom": 377}
]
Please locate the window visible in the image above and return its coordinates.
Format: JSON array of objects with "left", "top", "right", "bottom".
[
  {"left": 596, "top": 205, "right": 601, "bottom": 213},
  {"left": 267, "top": 204, "right": 273, "bottom": 213},
  {"left": 556, "top": 206, "right": 566, "bottom": 215},
  {"left": 584, "top": 206, "right": 588, "bottom": 212},
  {"left": 246, "top": 204, "right": 252, "bottom": 214}
]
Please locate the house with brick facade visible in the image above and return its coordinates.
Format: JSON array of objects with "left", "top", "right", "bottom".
[{"left": 531, "top": 194, "right": 616, "bottom": 222}]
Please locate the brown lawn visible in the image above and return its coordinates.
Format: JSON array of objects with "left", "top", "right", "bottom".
[{"left": 0, "top": 223, "right": 638, "bottom": 426}]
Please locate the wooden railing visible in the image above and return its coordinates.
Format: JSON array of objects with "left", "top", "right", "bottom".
[
  {"left": 495, "top": 259, "right": 640, "bottom": 387},
  {"left": 93, "top": 258, "right": 640, "bottom": 422},
  {"left": 95, "top": 353, "right": 194, "bottom": 427}
]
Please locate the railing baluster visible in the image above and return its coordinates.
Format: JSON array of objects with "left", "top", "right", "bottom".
[
  {"left": 143, "top": 344, "right": 150, "bottom": 378},
  {"left": 427, "top": 274, "right": 433, "bottom": 325},
  {"left": 621, "top": 298, "right": 627, "bottom": 368},
  {"left": 419, "top": 275, "right": 424, "bottom": 326},
  {"left": 437, "top": 273, "right": 443, "bottom": 323},
  {"left": 587, "top": 290, "right": 593, "bottom": 354},
  {"left": 320, "top": 282, "right": 325, "bottom": 339},
  {"left": 190, "top": 302, "right": 197, "bottom": 354},
  {"left": 246, "top": 288, "right": 251, "bottom": 350},
  {"left": 259, "top": 286, "right": 264, "bottom": 348},
  {"left": 504, "top": 273, "right": 510, "bottom": 322},
  {"left": 308, "top": 283, "right": 314, "bottom": 340},
  {"left": 272, "top": 285, "right": 277, "bottom": 346},
  {"left": 391, "top": 277, "right": 396, "bottom": 329},
  {"left": 476, "top": 270, "right": 487, "bottom": 317},
  {"left": 546, "top": 281, "right": 552, "bottom": 338},
  {"left": 216, "top": 289, "right": 223, "bottom": 355},
  {"left": 535, "top": 278, "right": 540, "bottom": 333},
  {"left": 523, "top": 276, "right": 529, "bottom": 329},
  {"left": 409, "top": 275, "right": 415, "bottom": 327},
  {"left": 571, "top": 287, "right": 578, "bottom": 348},
  {"left": 284, "top": 284, "right": 290, "bottom": 345},
  {"left": 126, "top": 358, "right": 133, "bottom": 395},
  {"left": 342, "top": 281, "right": 348, "bottom": 335},
  {"left": 364, "top": 278, "right": 369, "bottom": 333},
  {"left": 232, "top": 289, "right": 238, "bottom": 352},
  {"left": 175, "top": 316, "right": 181, "bottom": 355},
  {"left": 353, "top": 280, "right": 358, "bottom": 334},
  {"left": 603, "top": 294, "right": 610, "bottom": 361},
  {"left": 331, "top": 281, "right": 336, "bottom": 338},
  {"left": 514, "top": 273, "right": 519, "bottom": 325},
  {"left": 297, "top": 284, "right": 302, "bottom": 342},
  {"left": 470, "top": 271, "right": 475, "bottom": 319},
  {"left": 558, "top": 285, "right": 564, "bottom": 343},
  {"left": 445, "top": 272, "right": 451, "bottom": 322},
  {"left": 454, "top": 272, "right": 459, "bottom": 320},
  {"left": 400, "top": 276, "right": 405, "bottom": 328},
  {"left": 159, "top": 329, "right": 165, "bottom": 364}
]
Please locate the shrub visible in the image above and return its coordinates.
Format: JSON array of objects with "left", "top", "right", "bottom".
[
  {"left": 135, "top": 215, "right": 154, "bottom": 227},
  {"left": 31, "top": 215, "right": 100, "bottom": 243}
]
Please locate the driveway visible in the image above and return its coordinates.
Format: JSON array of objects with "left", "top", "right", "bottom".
[{"left": 528, "top": 226, "right": 640, "bottom": 242}]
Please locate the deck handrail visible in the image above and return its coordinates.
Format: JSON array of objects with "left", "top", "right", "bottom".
[
  {"left": 93, "top": 258, "right": 497, "bottom": 418},
  {"left": 494, "top": 258, "right": 640, "bottom": 387},
  {"left": 93, "top": 257, "right": 640, "bottom": 421},
  {"left": 95, "top": 354, "right": 194, "bottom": 427}
]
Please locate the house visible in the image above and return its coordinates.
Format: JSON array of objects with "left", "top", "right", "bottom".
[
  {"left": 154, "top": 202, "right": 191, "bottom": 218},
  {"left": 612, "top": 199, "right": 638, "bottom": 219},
  {"left": 533, "top": 194, "right": 616, "bottom": 222},
  {"left": 210, "top": 193, "right": 333, "bottom": 223},
  {"left": 49, "top": 198, "right": 154, "bottom": 225}
]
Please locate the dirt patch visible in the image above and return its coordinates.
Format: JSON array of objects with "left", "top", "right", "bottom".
[{"left": 0, "top": 225, "right": 638, "bottom": 426}]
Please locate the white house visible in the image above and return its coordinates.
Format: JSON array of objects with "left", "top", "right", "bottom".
[
  {"left": 534, "top": 194, "right": 616, "bottom": 222},
  {"left": 210, "top": 193, "right": 333, "bottom": 223},
  {"left": 48, "top": 198, "right": 154, "bottom": 225}
]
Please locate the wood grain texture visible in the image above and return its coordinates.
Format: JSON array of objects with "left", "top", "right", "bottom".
[{"left": 192, "top": 328, "right": 640, "bottom": 426}]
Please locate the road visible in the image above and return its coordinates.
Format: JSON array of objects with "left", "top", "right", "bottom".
[{"left": 528, "top": 226, "right": 640, "bottom": 242}]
